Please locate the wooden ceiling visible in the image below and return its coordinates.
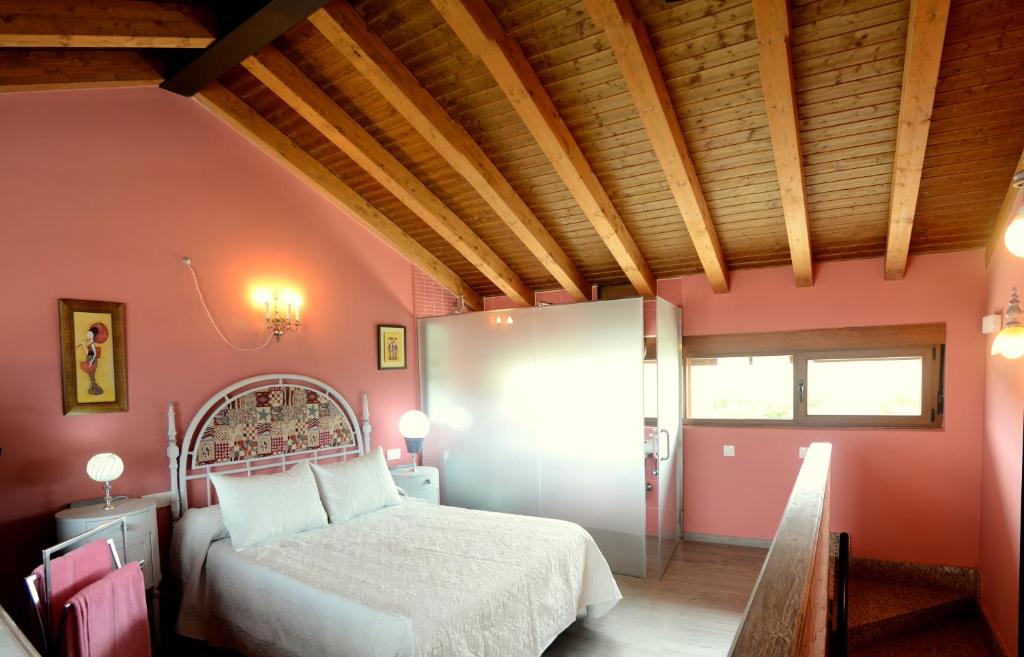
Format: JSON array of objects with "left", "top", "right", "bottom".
[{"left": 2, "top": 0, "right": 1023, "bottom": 305}]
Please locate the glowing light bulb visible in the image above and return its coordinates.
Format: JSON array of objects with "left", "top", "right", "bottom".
[
  {"left": 992, "top": 326, "right": 1024, "bottom": 359},
  {"left": 1004, "top": 208, "right": 1024, "bottom": 257}
]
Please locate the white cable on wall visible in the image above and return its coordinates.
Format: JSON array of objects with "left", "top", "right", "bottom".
[{"left": 182, "top": 256, "right": 273, "bottom": 352}]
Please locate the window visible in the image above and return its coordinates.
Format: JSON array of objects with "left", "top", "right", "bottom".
[
  {"left": 689, "top": 355, "right": 794, "bottom": 420},
  {"left": 684, "top": 325, "right": 944, "bottom": 429}
]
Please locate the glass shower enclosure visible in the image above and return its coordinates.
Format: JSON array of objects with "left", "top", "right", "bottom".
[{"left": 419, "top": 297, "right": 682, "bottom": 578}]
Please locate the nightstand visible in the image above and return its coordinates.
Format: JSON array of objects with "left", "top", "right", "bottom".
[
  {"left": 391, "top": 466, "right": 440, "bottom": 504},
  {"left": 55, "top": 498, "right": 161, "bottom": 590}
]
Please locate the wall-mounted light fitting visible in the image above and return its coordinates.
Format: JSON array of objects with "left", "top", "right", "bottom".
[
  {"left": 495, "top": 315, "right": 514, "bottom": 326},
  {"left": 1002, "top": 171, "right": 1024, "bottom": 256},
  {"left": 992, "top": 287, "right": 1024, "bottom": 359},
  {"left": 264, "top": 293, "right": 301, "bottom": 341},
  {"left": 183, "top": 256, "right": 303, "bottom": 351}
]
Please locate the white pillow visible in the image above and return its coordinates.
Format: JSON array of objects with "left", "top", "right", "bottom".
[
  {"left": 311, "top": 447, "right": 401, "bottom": 524},
  {"left": 211, "top": 461, "right": 328, "bottom": 548}
]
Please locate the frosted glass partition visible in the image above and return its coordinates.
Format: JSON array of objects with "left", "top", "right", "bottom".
[
  {"left": 654, "top": 296, "right": 682, "bottom": 577},
  {"left": 420, "top": 298, "right": 646, "bottom": 577},
  {"left": 420, "top": 310, "right": 540, "bottom": 516}
]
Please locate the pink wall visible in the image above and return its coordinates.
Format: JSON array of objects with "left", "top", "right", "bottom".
[
  {"left": 0, "top": 87, "right": 420, "bottom": 621},
  {"left": 981, "top": 204, "right": 1024, "bottom": 656},
  {"left": 660, "top": 251, "right": 987, "bottom": 566},
  {"left": 485, "top": 251, "right": 988, "bottom": 565}
]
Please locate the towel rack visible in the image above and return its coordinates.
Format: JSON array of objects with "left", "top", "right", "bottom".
[{"left": 24, "top": 516, "right": 128, "bottom": 657}]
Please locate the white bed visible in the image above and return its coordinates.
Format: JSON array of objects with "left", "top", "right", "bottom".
[{"left": 167, "top": 375, "right": 621, "bottom": 657}]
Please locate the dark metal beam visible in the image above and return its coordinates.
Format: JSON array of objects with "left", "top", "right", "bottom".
[{"left": 161, "top": 0, "right": 329, "bottom": 96}]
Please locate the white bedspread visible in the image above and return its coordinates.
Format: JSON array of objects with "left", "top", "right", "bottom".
[{"left": 173, "top": 499, "right": 621, "bottom": 657}]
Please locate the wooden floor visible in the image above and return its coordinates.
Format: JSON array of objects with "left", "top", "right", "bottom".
[{"left": 544, "top": 541, "right": 767, "bottom": 657}]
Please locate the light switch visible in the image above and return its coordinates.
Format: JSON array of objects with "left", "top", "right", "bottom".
[
  {"left": 799, "top": 446, "right": 808, "bottom": 459},
  {"left": 723, "top": 445, "right": 735, "bottom": 457},
  {"left": 386, "top": 448, "right": 402, "bottom": 461}
]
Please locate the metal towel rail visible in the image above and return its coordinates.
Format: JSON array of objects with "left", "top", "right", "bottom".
[{"left": 24, "top": 516, "right": 128, "bottom": 656}]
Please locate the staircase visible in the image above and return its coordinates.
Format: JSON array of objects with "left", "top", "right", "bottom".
[{"left": 841, "top": 569, "right": 1003, "bottom": 656}]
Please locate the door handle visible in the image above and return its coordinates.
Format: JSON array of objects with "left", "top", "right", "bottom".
[{"left": 659, "top": 429, "right": 670, "bottom": 462}]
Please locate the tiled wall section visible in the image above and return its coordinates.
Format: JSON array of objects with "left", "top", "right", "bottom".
[{"left": 413, "top": 267, "right": 458, "bottom": 317}]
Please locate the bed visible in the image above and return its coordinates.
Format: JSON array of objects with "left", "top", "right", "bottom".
[{"left": 167, "top": 374, "right": 621, "bottom": 657}]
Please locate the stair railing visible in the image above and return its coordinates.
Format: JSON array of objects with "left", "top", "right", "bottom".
[{"left": 832, "top": 532, "right": 850, "bottom": 657}]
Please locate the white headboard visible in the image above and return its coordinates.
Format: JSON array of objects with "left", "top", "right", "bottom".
[{"left": 167, "top": 374, "right": 371, "bottom": 520}]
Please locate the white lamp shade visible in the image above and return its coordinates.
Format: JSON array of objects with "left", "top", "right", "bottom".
[
  {"left": 86, "top": 453, "right": 124, "bottom": 483},
  {"left": 992, "top": 325, "right": 1024, "bottom": 359},
  {"left": 1004, "top": 212, "right": 1024, "bottom": 258},
  {"left": 398, "top": 410, "right": 430, "bottom": 439}
]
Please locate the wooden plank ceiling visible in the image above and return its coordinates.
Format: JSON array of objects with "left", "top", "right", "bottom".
[{"left": 2, "top": 0, "right": 1023, "bottom": 302}]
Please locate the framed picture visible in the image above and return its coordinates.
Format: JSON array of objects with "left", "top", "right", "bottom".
[
  {"left": 58, "top": 299, "right": 128, "bottom": 415},
  {"left": 377, "top": 324, "right": 407, "bottom": 370}
]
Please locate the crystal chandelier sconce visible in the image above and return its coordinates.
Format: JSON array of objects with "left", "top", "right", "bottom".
[{"left": 265, "top": 293, "right": 301, "bottom": 341}]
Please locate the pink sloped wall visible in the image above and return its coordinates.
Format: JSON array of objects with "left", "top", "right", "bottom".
[
  {"left": 659, "top": 250, "right": 987, "bottom": 567},
  {"left": 0, "top": 87, "right": 419, "bottom": 622},
  {"left": 981, "top": 201, "right": 1024, "bottom": 657}
]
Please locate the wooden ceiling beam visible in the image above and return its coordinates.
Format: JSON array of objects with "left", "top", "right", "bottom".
[
  {"left": 0, "top": 0, "right": 215, "bottom": 48},
  {"left": 161, "top": 0, "right": 329, "bottom": 97},
  {"left": 244, "top": 46, "right": 534, "bottom": 307},
  {"left": 585, "top": 0, "right": 729, "bottom": 294},
  {"left": 985, "top": 148, "right": 1024, "bottom": 266},
  {"left": 883, "top": 0, "right": 950, "bottom": 280},
  {"left": 0, "top": 49, "right": 162, "bottom": 92},
  {"left": 308, "top": 3, "right": 590, "bottom": 302},
  {"left": 194, "top": 82, "right": 483, "bottom": 310},
  {"left": 428, "top": 0, "right": 657, "bottom": 297},
  {"left": 751, "top": 0, "right": 813, "bottom": 287}
]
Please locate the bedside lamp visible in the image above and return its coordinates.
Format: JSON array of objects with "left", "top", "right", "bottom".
[
  {"left": 86, "top": 452, "right": 124, "bottom": 510},
  {"left": 398, "top": 410, "right": 430, "bottom": 471}
]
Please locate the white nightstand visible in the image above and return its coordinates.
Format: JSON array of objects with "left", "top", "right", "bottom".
[
  {"left": 55, "top": 498, "right": 161, "bottom": 590},
  {"left": 391, "top": 466, "right": 440, "bottom": 504}
]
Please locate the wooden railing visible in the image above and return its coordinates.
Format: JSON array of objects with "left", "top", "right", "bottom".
[{"left": 729, "top": 442, "right": 832, "bottom": 657}]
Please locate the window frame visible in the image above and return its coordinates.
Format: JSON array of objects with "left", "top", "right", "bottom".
[
  {"left": 683, "top": 324, "right": 945, "bottom": 430},
  {"left": 685, "top": 353, "right": 798, "bottom": 427}
]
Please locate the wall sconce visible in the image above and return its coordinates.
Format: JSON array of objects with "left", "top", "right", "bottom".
[
  {"left": 1002, "top": 171, "right": 1024, "bottom": 256},
  {"left": 992, "top": 287, "right": 1024, "bottom": 359},
  {"left": 183, "top": 256, "right": 302, "bottom": 351},
  {"left": 264, "top": 293, "right": 301, "bottom": 341},
  {"left": 495, "top": 315, "right": 514, "bottom": 326}
]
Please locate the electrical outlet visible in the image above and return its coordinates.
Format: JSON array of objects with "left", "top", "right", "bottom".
[
  {"left": 799, "top": 446, "right": 808, "bottom": 459},
  {"left": 723, "top": 445, "right": 735, "bottom": 457},
  {"left": 386, "top": 448, "right": 401, "bottom": 461}
]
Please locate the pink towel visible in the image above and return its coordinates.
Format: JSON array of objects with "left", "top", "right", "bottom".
[
  {"left": 64, "top": 563, "right": 150, "bottom": 657},
  {"left": 31, "top": 539, "right": 115, "bottom": 636}
]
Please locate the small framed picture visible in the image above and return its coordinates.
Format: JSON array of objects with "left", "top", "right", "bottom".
[
  {"left": 377, "top": 324, "right": 407, "bottom": 370},
  {"left": 58, "top": 299, "right": 128, "bottom": 414}
]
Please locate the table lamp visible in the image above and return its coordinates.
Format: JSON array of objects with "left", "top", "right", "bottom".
[
  {"left": 86, "top": 452, "right": 124, "bottom": 510},
  {"left": 398, "top": 410, "right": 430, "bottom": 471}
]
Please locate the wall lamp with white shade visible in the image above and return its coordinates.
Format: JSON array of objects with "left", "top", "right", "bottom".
[{"left": 1001, "top": 171, "right": 1024, "bottom": 256}]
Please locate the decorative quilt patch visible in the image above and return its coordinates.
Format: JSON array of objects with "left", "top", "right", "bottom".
[{"left": 195, "top": 386, "right": 355, "bottom": 466}]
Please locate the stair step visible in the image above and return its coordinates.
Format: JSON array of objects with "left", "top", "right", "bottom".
[
  {"left": 848, "top": 578, "right": 975, "bottom": 649},
  {"left": 849, "top": 617, "right": 1000, "bottom": 656}
]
